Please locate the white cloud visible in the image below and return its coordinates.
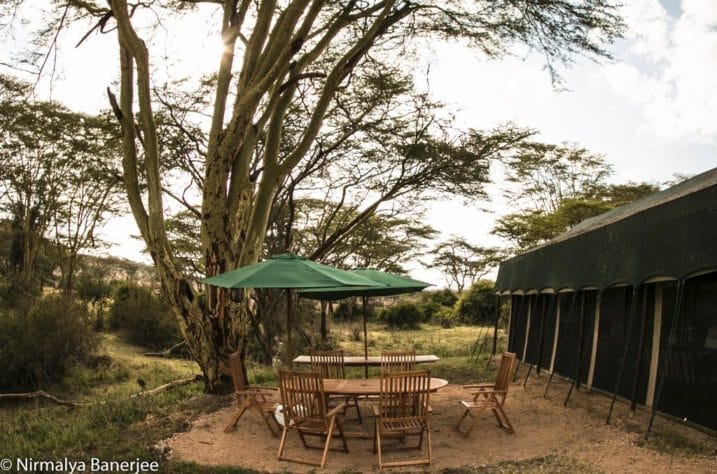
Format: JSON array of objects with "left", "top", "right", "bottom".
[{"left": 603, "top": 0, "right": 717, "bottom": 143}]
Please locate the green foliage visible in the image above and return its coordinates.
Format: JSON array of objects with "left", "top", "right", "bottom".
[
  {"left": 108, "top": 284, "right": 181, "bottom": 350},
  {"left": 0, "top": 295, "right": 98, "bottom": 391},
  {"left": 431, "top": 237, "right": 503, "bottom": 292},
  {"left": 432, "top": 306, "right": 455, "bottom": 328},
  {"left": 455, "top": 280, "right": 500, "bottom": 325},
  {"left": 379, "top": 301, "right": 423, "bottom": 329},
  {"left": 332, "top": 300, "right": 364, "bottom": 321},
  {"left": 425, "top": 289, "right": 459, "bottom": 308},
  {"left": 494, "top": 141, "right": 661, "bottom": 251}
]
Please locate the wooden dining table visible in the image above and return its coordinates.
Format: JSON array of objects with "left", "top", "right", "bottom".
[
  {"left": 322, "top": 377, "right": 449, "bottom": 396},
  {"left": 293, "top": 354, "right": 440, "bottom": 367}
]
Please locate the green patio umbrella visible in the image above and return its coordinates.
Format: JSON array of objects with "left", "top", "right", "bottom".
[
  {"left": 299, "top": 268, "right": 432, "bottom": 376},
  {"left": 201, "top": 253, "right": 385, "bottom": 367}
]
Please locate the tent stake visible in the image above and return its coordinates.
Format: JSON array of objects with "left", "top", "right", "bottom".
[
  {"left": 607, "top": 286, "right": 639, "bottom": 425},
  {"left": 646, "top": 281, "right": 684, "bottom": 437}
]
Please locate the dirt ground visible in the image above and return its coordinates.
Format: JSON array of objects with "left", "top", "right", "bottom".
[{"left": 158, "top": 373, "right": 717, "bottom": 473}]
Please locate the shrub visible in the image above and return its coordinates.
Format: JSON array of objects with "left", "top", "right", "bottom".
[
  {"left": 108, "top": 284, "right": 181, "bottom": 350},
  {"left": 0, "top": 295, "right": 98, "bottom": 391},
  {"left": 332, "top": 300, "right": 363, "bottom": 321},
  {"left": 424, "top": 289, "right": 458, "bottom": 308},
  {"left": 455, "top": 280, "right": 500, "bottom": 325},
  {"left": 379, "top": 301, "right": 422, "bottom": 329},
  {"left": 419, "top": 300, "right": 443, "bottom": 322},
  {"left": 432, "top": 306, "right": 455, "bottom": 328}
]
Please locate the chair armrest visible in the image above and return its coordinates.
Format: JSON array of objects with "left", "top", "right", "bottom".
[
  {"left": 462, "top": 383, "right": 494, "bottom": 389},
  {"left": 326, "top": 401, "right": 348, "bottom": 418},
  {"left": 235, "top": 388, "right": 276, "bottom": 397}
]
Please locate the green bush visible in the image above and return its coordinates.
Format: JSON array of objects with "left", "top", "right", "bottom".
[
  {"left": 424, "top": 289, "right": 458, "bottom": 308},
  {"left": 0, "top": 295, "right": 98, "bottom": 391},
  {"left": 332, "top": 300, "right": 364, "bottom": 321},
  {"left": 455, "top": 280, "right": 500, "bottom": 325},
  {"left": 432, "top": 306, "right": 455, "bottom": 328},
  {"left": 419, "top": 300, "right": 442, "bottom": 322},
  {"left": 108, "top": 284, "right": 181, "bottom": 350},
  {"left": 379, "top": 301, "right": 423, "bottom": 329}
]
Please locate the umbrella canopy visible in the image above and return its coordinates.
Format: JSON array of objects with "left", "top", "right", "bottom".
[
  {"left": 201, "top": 253, "right": 385, "bottom": 289},
  {"left": 201, "top": 253, "right": 386, "bottom": 368},
  {"left": 299, "top": 268, "right": 431, "bottom": 299},
  {"left": 299, "top": 268, "right": 432, "bottom": 377}
]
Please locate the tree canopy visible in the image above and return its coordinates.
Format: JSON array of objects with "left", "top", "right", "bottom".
[{"left": 3, "top": 0, "right": 626, "bottom": 390}]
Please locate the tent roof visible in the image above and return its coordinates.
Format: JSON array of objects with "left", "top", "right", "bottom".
[
  {"left": 298, "top": 268, "right": 431, "bottom": 300},
  {"left": 495, "top": 167, "right": 717, "bottom": 293}
]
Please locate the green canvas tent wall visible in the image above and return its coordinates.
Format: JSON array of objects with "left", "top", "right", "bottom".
[{"left": 495, "top": 167, "right": 717, "bottom": 432}]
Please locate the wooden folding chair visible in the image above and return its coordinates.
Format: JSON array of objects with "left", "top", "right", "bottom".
[
  {"left": 455, "top": 351, "right": 517, "bottom": 436},
  {"left": 372, "top": 369, "right": 432, "bottom": 469},
  {"left": 223, "top": 352, "right": 281, "bottom": 437},
  {"left": 277, "top": 370, "right": 349, "bottom": 468},
  {"left": 310, "top": 349, "right": 362, "bottom": 422},
  {"left": 380, "top": 349, "right": 417, "bottom": 374}
]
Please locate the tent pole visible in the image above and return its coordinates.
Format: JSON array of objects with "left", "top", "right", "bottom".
[
  {"left": 646, "top": 280, "right": 684, "bottom": 437},
  {"left": 362, "top": 296, "right": 369, "bottom": 379},
  {"left": 487, "top": 295, "right": 502, "bottom": 367},
  {"left": 511, "top": 296, "right": 524, "bottom": 381},
  {"left": 545, "top": 291, "right": 577, "bottom": 398},
  {"left": 565, "top": 291, "right": 586, "bottom": 407},
  {"left": 629, "top": 286, "right": 650, "bottom": 412},
  {"left": 287, "top": 290, "right": 293, "bottom": 369},
  {"left": 607, "top": 286, "right": 640, "bottom": 424},
  {"left": 536, "top": 293, "right": 555, "bottom": 376},
  {"left": 522, "top": 294, "right": 541, "bottom": 387}
]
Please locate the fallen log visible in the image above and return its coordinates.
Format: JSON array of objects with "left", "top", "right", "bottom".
[
  {"left": 0, "top": 390, "right": 90, "bottom": 407},
  {"left": 130, "top": 375, "right": 203, "bottom": 398},
  {"left": 144, "top": 340, "right": 187, "bottom": 358}
]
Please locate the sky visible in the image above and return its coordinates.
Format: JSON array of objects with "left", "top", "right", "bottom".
[{"left": 2, "top": 0, "right": 716, "bottom": 288}]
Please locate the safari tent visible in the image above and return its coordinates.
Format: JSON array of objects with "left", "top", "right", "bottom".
[{"left": 495, "top": 167, "right": 717, "bottom": 433}]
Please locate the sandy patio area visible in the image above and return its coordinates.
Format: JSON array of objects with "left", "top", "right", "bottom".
[{"left": 158, "top": 373, "right": 716, "bottom": 473}]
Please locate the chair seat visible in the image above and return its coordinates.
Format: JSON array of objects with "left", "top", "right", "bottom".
[
  {"left": 459, "top": 397, "right": 499, "bottom": 410},
  {"left": 379, "top": 419, "right": 426, "bottom": 432}
]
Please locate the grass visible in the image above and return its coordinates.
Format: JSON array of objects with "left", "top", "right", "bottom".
[
  {"left": 0, "top": 333, "right": 211, "bottom": 473},
  {"left": 441, "top": 455, "right": 600, "bottom": 473},
  {"left": 332, "top": 321, "right": 504, "bottom": 383},
  {"left": 3, "top": 323, "right": 709, "bottom": 473}
]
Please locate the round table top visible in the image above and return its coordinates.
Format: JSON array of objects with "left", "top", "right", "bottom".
[{"left": 322, "top": 377, "right": 449, "bottom": 396}]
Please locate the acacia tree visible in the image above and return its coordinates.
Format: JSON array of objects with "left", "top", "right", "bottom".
[
  {"left": 430, "top": 236, "right": 502, "bottom": 292},
  {"left": 18, "top": 0, "right": 625, "bottom": 390},
  {"left": 493, "top": 143, "right": 659, "bottom": 250},
  {"left": 0, "top": 76, "right": 121, "bottom": 293}
]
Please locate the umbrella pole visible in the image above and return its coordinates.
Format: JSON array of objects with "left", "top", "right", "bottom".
[
  {"left": 363, "top": 296, "right": 369, "bottom": 379},
  {"left": 287, "top": 290, "right": 293, "bottom": 369}
]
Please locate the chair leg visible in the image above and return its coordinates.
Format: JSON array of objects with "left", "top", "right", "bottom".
[
  {"left": 223, "top": 399, "right": 250, "bottom": 433},
  {"left": 335, "top": 417, "right": 349, "bottom": 453},
  {"left": 277, "top": 426, "right": 290, "bottom": 461},
  {"left": 255, "top": 405, "right": 280, "bottom": 437},
  {"left": 492, "top": 405, "right": 515, "bottom": 434},
  {"left": 320, "top": 417, "right": 336, "bottom": 469},
  {"left": 455, "top": 404, "right": 489, "bottom": 437}
]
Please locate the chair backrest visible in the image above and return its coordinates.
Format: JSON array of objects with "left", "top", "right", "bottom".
[
  {"left": 381, "top": 349, "right": 417, "bottom": 374},
  {"left": 278, "top": 370, "right": 328, "bottom": 427},
  {"left": 378, "top": 369, "right": 431, "bottom": 420},
  {"left": 228, "top": 351, "right": 248, "bottom": 392},
  {"left": 495, "top": 352, "right": 517, "bottom": 391},
  {"left": 309, "top": 350, "right": 345, "bottom": 379}
]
